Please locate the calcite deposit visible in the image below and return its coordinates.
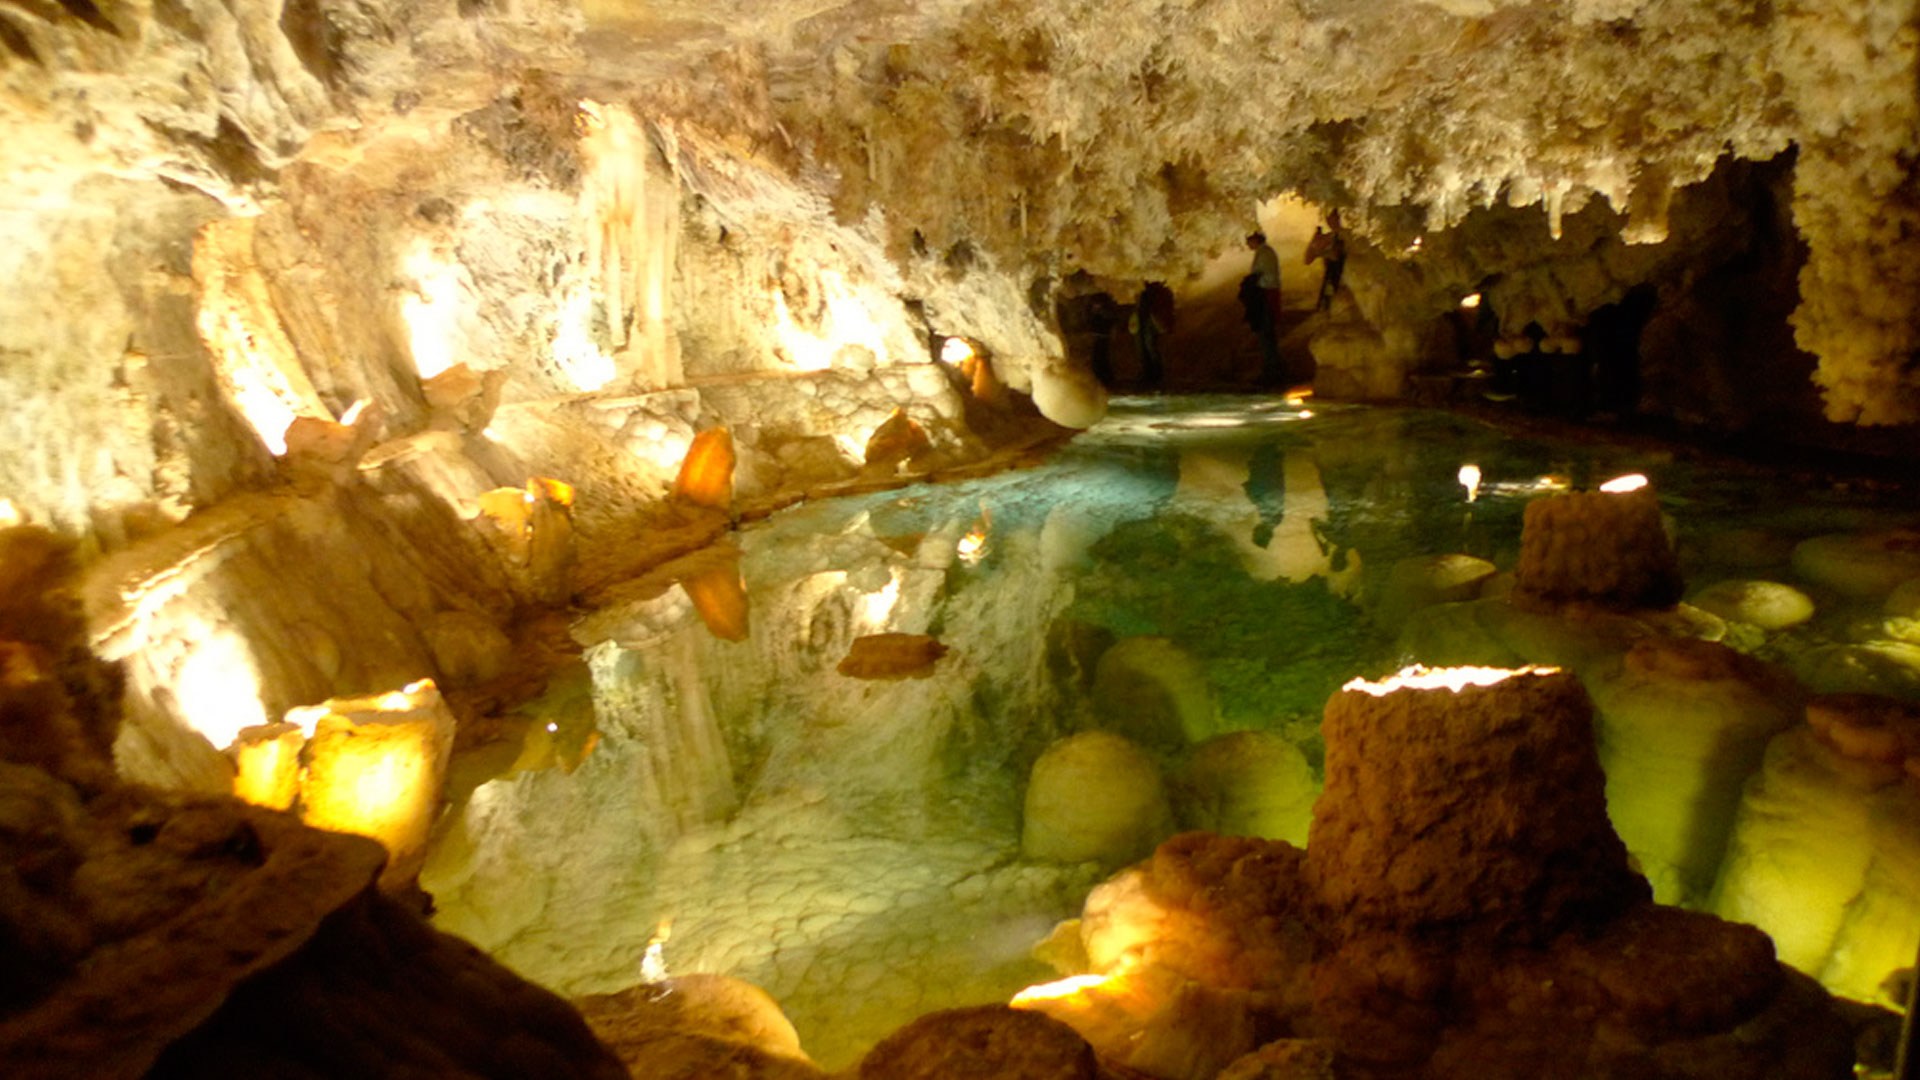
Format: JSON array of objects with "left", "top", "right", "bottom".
[{"left": 1018, "top": 667, "right": 1854, "bottom": 1080}]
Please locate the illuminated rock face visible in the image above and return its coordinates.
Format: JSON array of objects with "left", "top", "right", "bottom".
[
  {"left": 1713, "top": 696, "right": 1920, "bottom": 1004},
  {"left": 0, "top": 534, "right": 626, "bottom": 1080},
  {"left": 299, "top": 684, "right": 458, "bottom": 890},
  {"left": 1586, "top": 638, "right": 1804, "bottom": 905}
]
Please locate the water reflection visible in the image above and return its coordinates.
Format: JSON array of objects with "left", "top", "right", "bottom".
[
  {"left": 422, "top": 396, "right": 1920, "bottom": 1068},
  {"left": 1169, "top": 446, "right": 1362, "bottom": 592}
]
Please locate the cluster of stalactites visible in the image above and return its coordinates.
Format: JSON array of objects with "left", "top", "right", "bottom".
[{"left": 768, "top": 0, "right": 1920, "bottom": 423}]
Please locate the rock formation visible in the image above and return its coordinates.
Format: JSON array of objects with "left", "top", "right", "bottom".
[{"left": 1018, "top": 666, "right": 1855, "bottom": 1080}]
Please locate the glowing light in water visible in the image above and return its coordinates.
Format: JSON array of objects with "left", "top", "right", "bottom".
[
  {"left": 1343, "top": 664, "right": 1562, "bottom": 696},
  {"left": 1460, "top": 293, "right": 1482, "bottom": 309},
  {"left": 1600, "top": 473, "right": 1650, "bottom": 493},
  {"left": 958, "top": 504, "right": 992, "bottom": 564},
  {"left": 1459, "top": 464, "right": 1482, "bottom": 502}
]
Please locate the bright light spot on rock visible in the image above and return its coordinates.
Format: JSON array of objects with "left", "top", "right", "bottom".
[
  {"left": 1600, "top": 473, "right": 1650, "bottom": 493},
  {"left": 635, "top": 429, "right": 693, "bottom": 473},
  {"left": 861, "top": 573, "right": 901, "bottom": 627},
  {"left": 232, "top": 384, "right": 299, "bottom": 456},
  {"left": 1010, "top": 974, "right": 1112, "bottom": 1005},
  {"left": 338, "top": 399, "right": 370, "bottom": 425},
  {"left": 0, "top": 499, "right": 23, "bottom": 527},
  {"left": 546, "top": 722, "right": 559, "bottom": 733},
  {"left": 833, "top": 434, "right": 867, "bottom": 464},
  {"left": 773, "top": 274, "right": 888, "bottom": 372},
  {"left": 175, "top": 634, "right": 270, "bottom": 750},
  {"left": 1342, "top": 664, "right": 1561, "bottom": 696},
  {"left": 940, "top": 337, "right": 975, "bottom": 366},
  {"left": 194, "top": 219, "right": 327, "bottom": 456},
  {"left": 285, "top": 705, "right": 330, "bottom": 737},
  {"left": 401, "top": 241, "right": 464, "bottom": 380},
  {"left": 642, "top": 919, "right": 673, "bottom": 984},
  {"left": 1459, "top": 464, "right": 1481, "bottom": 503},
  {"left": 1284, "top": 389, "right": 1312, "bottom": 406},
  {"left": 1460, "top": 292, "right": 1482, "bottom": 309},
  {"left": 552, "top": 278, "right": 618, "bottom": 391}
]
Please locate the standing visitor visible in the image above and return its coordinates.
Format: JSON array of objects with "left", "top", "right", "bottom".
[
  {"left": 1306, "top": 210, "right": 1347, "bottom": 312},
  {"left": 1133, "top": 282, "right": 1174, "bottom": 386},
  {"left": 1245, "top": 232, "right": 1283, "bottom": 384}
]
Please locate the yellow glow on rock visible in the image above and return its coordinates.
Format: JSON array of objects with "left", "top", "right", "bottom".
[
  {"left": 1601, "top": 473, "right": 1651, "bottom": 493},
  {"left": 1342, "top": 664, "right": 1562, "bottom": 696},
  {"left": 299, "top": 682, "right": 456, "bottom": 886},
  {"left": 230, "top": 723, "right": 306, "bottom": 811}
]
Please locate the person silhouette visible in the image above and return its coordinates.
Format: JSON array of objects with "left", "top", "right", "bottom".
[
  {"left": 1245, "top": 232, "right": 1283, "bottom": 383},
  {"left": 1306, "top": 210, "right": 1347, "bottom": 312},
  {"left": 1133, "top": 281, "right": 1174, "bottom": 386}
]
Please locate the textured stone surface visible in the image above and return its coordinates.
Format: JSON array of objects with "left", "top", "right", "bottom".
[
  {"left": 1514, "top": 488, "right": 1684, "bottom": 612},
  {"left": 1309, "top": 668, "right": 1648, "bottom": 943},
  {"left": 857, "top": 1005, "right": 1098, "bottom": 1080},
  {"left": 1032, "top": 669, "right": 1852, "bottom": 1079}
]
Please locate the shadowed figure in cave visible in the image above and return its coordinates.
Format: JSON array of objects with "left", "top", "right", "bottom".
[
  {"left": 1306, "top": 209, "right": 1347, "bottom": 312},
  {"left": 1133, "top": 281, "right": 1174, "bottom": 387},
  {"left": 1085, "top": 290, "right": 1120, "bottom": 387},
  {"left": 1243, "top": 231, "right": 1284, "bottom": 384},
  {"left": 1585, "top": 283, "right": 1659, "bottom": 419}
]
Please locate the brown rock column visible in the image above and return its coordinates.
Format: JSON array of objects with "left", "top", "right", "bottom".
[
  {"left": 1513, "top": 484, "right": 1681, "bottom": 610},
  {"left": 1307, "top": 666, "right": 1648, "bottom": 945}
]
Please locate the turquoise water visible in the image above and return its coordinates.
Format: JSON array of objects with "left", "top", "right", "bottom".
[{"left": 433, "top": 395, "right": 1920, "bottom": 1066}]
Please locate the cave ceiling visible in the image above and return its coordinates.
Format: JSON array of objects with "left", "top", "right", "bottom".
[{"left": 2, "top": 0, "right": 1918, "bottom": 424}]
